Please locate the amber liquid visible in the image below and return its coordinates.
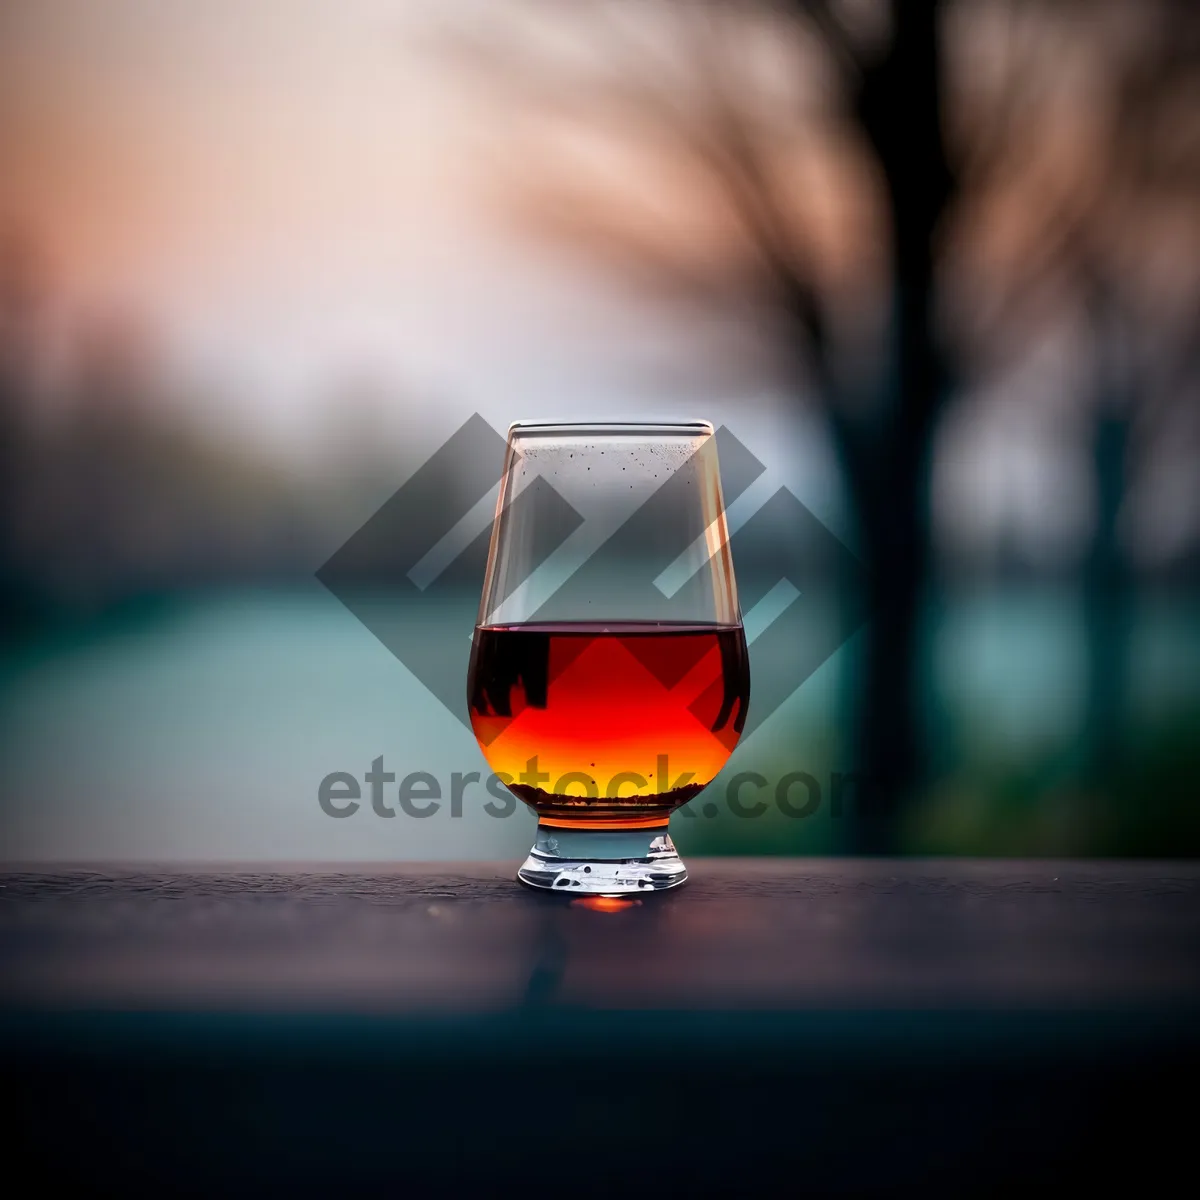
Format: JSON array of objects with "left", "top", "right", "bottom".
[{"left": 467, "top": 622, "right": 750, "bottom": 828}]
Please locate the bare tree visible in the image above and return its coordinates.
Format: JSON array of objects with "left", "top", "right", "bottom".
[{"left": 436, "top": 0, "right": 1200, "bottom": 848}]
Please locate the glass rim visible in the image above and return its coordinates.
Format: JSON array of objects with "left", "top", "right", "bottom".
[{"left": 506, "top": 419, "right": 714, "bottom": 438}]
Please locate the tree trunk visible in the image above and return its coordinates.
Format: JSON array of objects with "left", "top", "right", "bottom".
[
  {"left": 842, "top": 0, "right": 952, "bottom": 852},
  {"left": 1084, "top": 415, "right": 1130, "bottom": 783},
  {"left": 852, "top": 428, "right": 933, "bottom": 852},
  {"left": 1083, "top": 287, "right": 1133, "bottom": 786}
]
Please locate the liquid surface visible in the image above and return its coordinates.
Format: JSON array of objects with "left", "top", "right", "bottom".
[{"left": 467, "top": 622, "right": 749, "bottom": 827}]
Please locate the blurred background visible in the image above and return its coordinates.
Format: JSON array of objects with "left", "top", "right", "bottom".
[{"left": 1, "top": 0, "right": 1197, "bottom": 861}]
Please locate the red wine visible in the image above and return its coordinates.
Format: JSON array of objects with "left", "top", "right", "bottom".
[{"left": 468, "top": 622, "right": 749, "bottom": 827}]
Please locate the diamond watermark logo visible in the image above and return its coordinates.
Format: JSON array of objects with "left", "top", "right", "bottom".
[{"left": 316, "top": 414, "right": 870, "bottom": 748}]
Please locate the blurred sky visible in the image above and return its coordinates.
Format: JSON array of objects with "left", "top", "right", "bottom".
[
  {"left": 2, "top": 1, "right": 496, "bottom": 436},
  {"left": 1, "top": 0, "right": 1196, "bottom": 558},
  {"left": 0, "top": 0, "right": 820, "bottom": 480}
]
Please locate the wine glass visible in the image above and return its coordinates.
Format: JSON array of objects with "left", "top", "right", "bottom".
[{"left": 467, "top": 421, "right": 749, "bottom": 894}]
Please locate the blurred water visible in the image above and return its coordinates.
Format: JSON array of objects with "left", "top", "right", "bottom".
[
  {"left": 0, "top": 587, "right": 533, "bottom": 862},
  {"left": 0, "top": 584, "right": 1197, "bottom": 861}
]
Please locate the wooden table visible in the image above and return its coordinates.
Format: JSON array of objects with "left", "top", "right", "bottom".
[{"left": 4, "top": 860, "right": 1199, "bottom": 1194}]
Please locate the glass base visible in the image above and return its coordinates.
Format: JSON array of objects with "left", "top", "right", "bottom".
[{"left": 517, "top": 822, "right": 688, "bottom": 895}]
